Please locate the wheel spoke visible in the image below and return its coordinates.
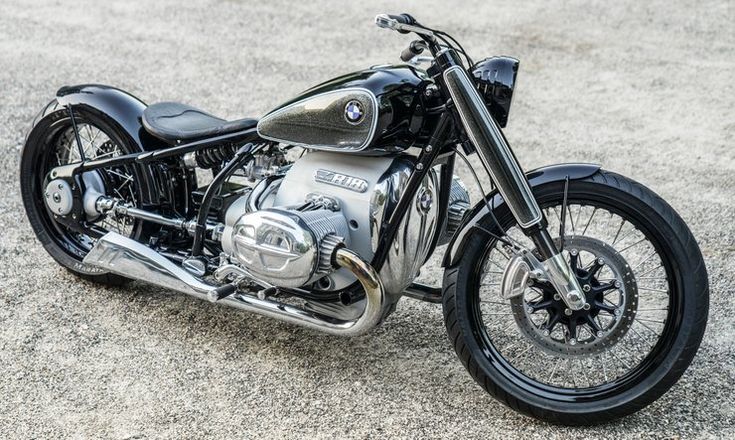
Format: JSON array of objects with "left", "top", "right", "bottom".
[
  {"left": 637, "top": 264, "right": 664, "bottom": 278},
  {"left": 508, "top": 344, "right": 535, "bottom": 363},
  {"left": 480, "top": 300, "right": 514, "bottom": 306},
  {"left": 547, "top": 361, "right": 560, "bottom": 384},
  {"left": 579, "top": 358, "right": 591, "bottom": 387},
  {"left": 612, "top": 219, "right": 626, "bottom": 244},
  {"left": 600, "top": 355, "right": 609, "bottom": 382},
  {"left": 581, "top": 207, "right": 597, "bottom": 236},
  {"left": 486, "top": 258, "right": 507, "bottom": 272},
  {"left": 637, "top": 286, "right": 669, "bottom": 294},
  {"left": 632, "top": 251, "right": 658, "bottom": 271},
  {"left": 617, "top": 237, "right": 647, "bottom": 253},
  {"left": 635, "top": 320, "right": 661, "bottom": 335},
  {"left": 609, "top": 350, "right": 631, "bottom": 370},
  {"left": 637, "top": 318, "right": 665, "bottom": 324}
]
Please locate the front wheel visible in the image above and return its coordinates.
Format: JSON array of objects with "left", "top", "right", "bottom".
[{"left": 442, "top": 170, "right": 708, "bottom": 424}]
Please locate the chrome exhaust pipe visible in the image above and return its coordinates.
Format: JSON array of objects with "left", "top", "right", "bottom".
[{"left": 83, "top": 232, "right": 385, "bottom": 336}]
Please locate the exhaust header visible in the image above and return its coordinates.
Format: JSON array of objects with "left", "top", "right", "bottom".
[{"left": 83, "top": 232, "right": 385, "bottom": 336}]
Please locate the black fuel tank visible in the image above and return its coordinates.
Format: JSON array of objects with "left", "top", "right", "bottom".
[{"left": 257, "top": 65, "right": 429, "bottom": 154}]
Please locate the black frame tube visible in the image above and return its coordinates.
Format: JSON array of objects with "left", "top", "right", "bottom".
[
  {"left": 190, "top": 144, "right": 255, "bottom": 256},
  {"left": 52, "top": 128, "right": 258, "bottom": 178}
]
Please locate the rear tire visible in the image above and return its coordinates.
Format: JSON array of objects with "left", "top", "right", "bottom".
[
  {"left": 442, "top": 170, "right": 708, "bottom": 424},
  {"left": 20, "top": 104, "right": 147, "bottom": 286}
]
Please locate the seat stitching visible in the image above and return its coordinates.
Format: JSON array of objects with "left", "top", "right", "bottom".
[{"left": 154, "top": 109, "right": 222, "bottom": 122}]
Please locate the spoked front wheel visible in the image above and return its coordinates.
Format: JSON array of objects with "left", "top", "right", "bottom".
[{"left": 442, "top": 170, "right": 708, "bottom": 424}]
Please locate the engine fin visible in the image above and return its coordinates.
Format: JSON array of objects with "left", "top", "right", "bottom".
[{"left": 317, "top": 234, "right": 344, "bottom": 274}]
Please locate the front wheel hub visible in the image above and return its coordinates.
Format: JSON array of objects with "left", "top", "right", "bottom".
[{"left": 510, "top": 236, "right": 639, "bottom": 357}]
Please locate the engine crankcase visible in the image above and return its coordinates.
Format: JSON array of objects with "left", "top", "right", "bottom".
[{"left": 271, "top": 151, "right": 440, "bottom": 295}]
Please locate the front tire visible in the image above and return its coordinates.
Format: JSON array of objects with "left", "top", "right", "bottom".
[{"left": 442, "top": 170, "right": 708, "bottom": 424}]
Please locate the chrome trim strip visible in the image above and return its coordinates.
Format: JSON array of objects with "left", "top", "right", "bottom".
[{"left": 256, "top": 87, "right": 379, "bottom": 152}]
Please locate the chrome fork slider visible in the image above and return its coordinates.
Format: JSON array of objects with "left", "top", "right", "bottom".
[
  {"left": 83, "top": 232, "right": 386, "bottom": 336},
  {"left": 501, "top": 246, "right": 587, "bottom": 311}
]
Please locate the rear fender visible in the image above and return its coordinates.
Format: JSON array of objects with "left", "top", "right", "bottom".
[
  {"left": 32, "top": 85, "right": 192, "bottom": 208},
  {"left": 442, "top": 163, "right": 602, "bottom": 267},
  {"left": 55, "top": 84, "right": 166, "bottom": 152}
]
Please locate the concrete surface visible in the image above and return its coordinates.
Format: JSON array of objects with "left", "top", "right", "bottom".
[{"left": 1, "top": 0, "right": 733, "bottom": 438}]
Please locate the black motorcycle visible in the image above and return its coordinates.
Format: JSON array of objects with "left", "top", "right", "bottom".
[{"left": 20, "top": 14, "right": 708, "bottom": 424}]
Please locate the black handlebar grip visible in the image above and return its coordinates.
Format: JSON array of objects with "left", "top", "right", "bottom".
[
  {"left": 400, "top": 46, "right": 416, "bottom": 62},
  {"left": 400, "top": 40, "right": 424, "bottom": 62}
]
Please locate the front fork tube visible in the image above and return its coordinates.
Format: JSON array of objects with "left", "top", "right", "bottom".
[{"left": 439, "top": 53, "right": 586, "bottom": 311}]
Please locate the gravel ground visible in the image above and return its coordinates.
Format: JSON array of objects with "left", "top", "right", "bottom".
[{"left": 1, "top": 0, "right": 733, "bottom": 438}]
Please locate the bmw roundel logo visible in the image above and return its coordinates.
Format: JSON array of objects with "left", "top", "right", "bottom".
[{"left": 344, "top": 100, "right": 364, "bottom": 124}]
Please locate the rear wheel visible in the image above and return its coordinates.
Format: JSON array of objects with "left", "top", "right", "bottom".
[
  {"left": 20, "top": 106, "right": 147, "bottom": 285},
  {"left": 442, "top": 170, "right": 708, "bottom": 424}
]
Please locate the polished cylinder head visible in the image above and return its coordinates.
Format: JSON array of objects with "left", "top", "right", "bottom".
[{"left": 227, "top": 208, "right": 349, "bottom": 288}]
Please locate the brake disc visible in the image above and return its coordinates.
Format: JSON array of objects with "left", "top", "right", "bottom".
[{"left": 508, "top": 236, "right": 638, "bottom": 357}]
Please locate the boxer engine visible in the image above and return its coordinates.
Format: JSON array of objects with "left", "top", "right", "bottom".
[{"left": 220, "top": 151, "right": 469, "bottom": 298}]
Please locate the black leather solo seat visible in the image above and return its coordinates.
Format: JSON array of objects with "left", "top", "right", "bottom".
[{"left": 142, "top": 102, "right": 258, "bottom": 143}]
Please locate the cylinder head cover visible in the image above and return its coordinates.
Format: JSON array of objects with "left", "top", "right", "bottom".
[{"left": 229, "top": 208, "right": 349, "bottom": 288}]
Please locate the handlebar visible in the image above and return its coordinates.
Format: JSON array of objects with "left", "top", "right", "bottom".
[
  {"left": 387, "top": 13, "right": 415, "bottom": 26},
  {"left": 375, "top": 13, "right": 434, "bottom": 37},
  {"left": 376, "top": 13, "right": 470, "bottom": 67}
]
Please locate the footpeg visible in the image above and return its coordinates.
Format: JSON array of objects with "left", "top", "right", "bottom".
[{"left": 207, "top": 284, "right": 238, "bottom": 302}]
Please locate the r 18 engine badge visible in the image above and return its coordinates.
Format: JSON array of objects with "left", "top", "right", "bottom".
[{"left": 314, "top": 169, "right": 368, "bottom": 193}]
